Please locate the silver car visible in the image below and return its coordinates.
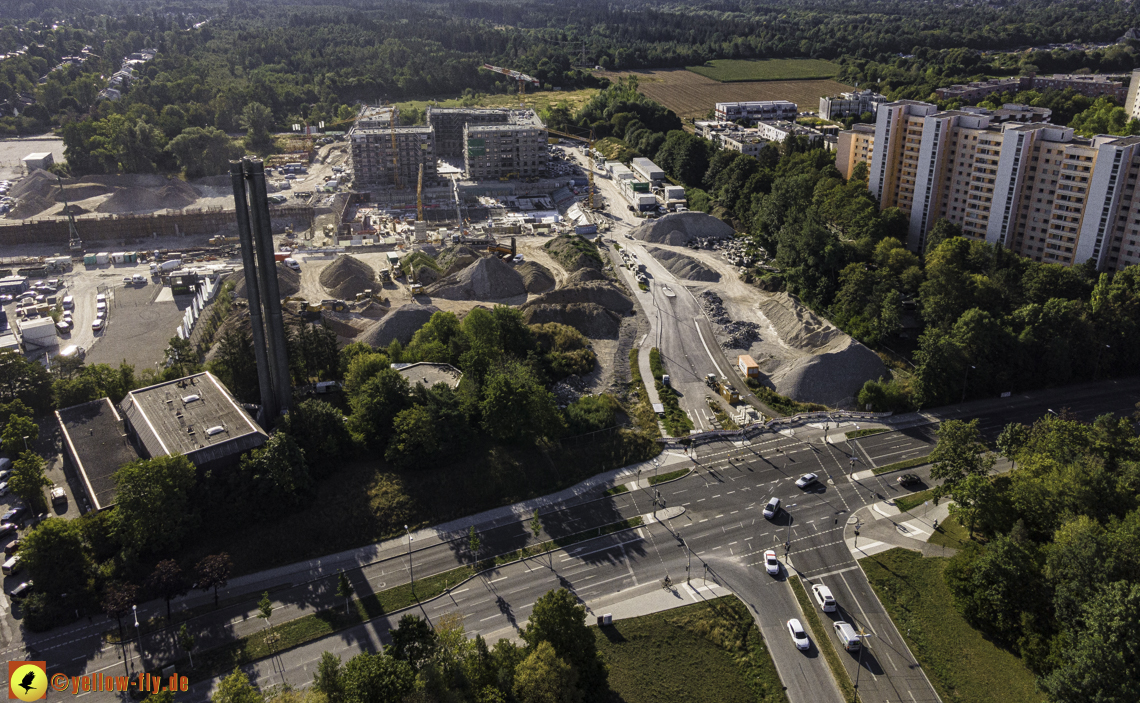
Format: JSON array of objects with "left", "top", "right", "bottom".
[{"left": 787, "top": 618, "right": 810, "bottom": 650}]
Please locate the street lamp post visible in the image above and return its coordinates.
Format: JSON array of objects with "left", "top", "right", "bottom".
[
  {"left": 681, "top": 537, "right": 690, "bottom": 584},
  {"left": 961, "top": 365, "right": 976, "bottom": 403},
  {"left": 132, "top": 605, "right": 143, "bottom": 667},
  {"left": 784, "top": 515, "right": 794, "bottom": 555},
  {"left": 853, "top": 627, "right": 870, "bottom": 702},
  {"left": 21, "top": 435, "right": 28, "bottom": 453}
]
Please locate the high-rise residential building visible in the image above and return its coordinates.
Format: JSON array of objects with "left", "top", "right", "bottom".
[
  {"left": 463, "top": 111, "right": 548, "bottom": 180},
  {"left": 934, "top": 73, "right": 1127, "bottom": 103},
  {"left": 427, "top": 107, "right": 511, "bottom": 157},
  {"left": 349, "top": 105, "right": 437, "bottom": 189},
  {"left": 843, "top": 99, "right": 1140, "bottom": 271},
  {"left": 1126, "top": 68, "right": 1140, "bottom": 120}
]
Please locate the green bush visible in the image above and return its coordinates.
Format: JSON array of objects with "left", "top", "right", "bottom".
[{"left": 566, "top": 394, "right": 621, "bottom": 434}]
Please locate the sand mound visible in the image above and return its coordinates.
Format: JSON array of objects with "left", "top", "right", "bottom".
[
  {"left": 232, "top": 263, "right": 301, "bottom": 299},
  {"left": 631, "top": 212, "right": 734, "bottom": 246},
  {"left": 769, "top": 338, "right": 887, "bottom": 408},
  {"left": 437, "top": 245, "right": 480, "bottom": 275},
  {"left": 647, "top": 246, "right": 720, "bottom": 282},
  {"left": 53, "top": 183, "right": 113, "bottom": 201},
  {"left": 319, "top": 255, "right": 376, "bottom": 299},
  {"left": 9, "top": 169, "right": 56, "bottom": 200},
  {"left": 544, "top": 235, "right": 604, "bottom": 272},
  {"left": 358, "top": 303, "right": 439, "bottom": 347},
  {"left": 757, "top": 292, "right": 843, "bottom": 352},
  {"left": 564, "top": 268, "right": 607, "bottom": 285},
  {"left": 516, "top": 261, "right": 554, "bottom": 293},
  {"left": 522, "top": 302, "right": 621, "bottom": 339},
  {"left": 96, "top": 180, "right": 198, "bottom": 213},
  {"left": 8, "top": 194, "right": 53, "bottom": 219},
  {"left": 426, "top": 255, "right": 526, "bottom": 300},
  {"left": 523, "top": 281, "right": 633, "bottom": 315}
]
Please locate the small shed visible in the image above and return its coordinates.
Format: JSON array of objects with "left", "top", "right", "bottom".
[
  {"left": 22, "top": 152, "right": 54, "bottom": 172},
  {"left": 738, "top": 354, "right": 760, "bottom": 378}
]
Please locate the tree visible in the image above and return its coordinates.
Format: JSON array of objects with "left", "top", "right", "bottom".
[
  {"left": 20, "top": 517, "right": 89, "bottom": 598},
  {"left": 530, "top": 510, "right": 543, "bottom": 544},
  {"left": 923, "top": 217, "right": 962, "bottom": 257},
  {"left": 996, "top": 422, "right": 1030, "bottom": 468},
  {"left": 114, "top": 456, "right": 198, "bottom": 555},
  {"left": 9, "top": 451, "right": 50, "bottom": 513},
  {"left": 480, "top": 361, "right": 564, "bottom": 444},
  {"left": 521, "top": 589, "right": 603, "bottom": 693},
  {"left": 166, "top": 126, "right": 242, "bottom": 178},
  {"left": 196, "top": 553, "right": 233, "bottom": 607},
  {"left": 929, "top": 419, "right": 995, "bottom": 533},
  {"left": 102, "top": 581, "right": 138, "bottom": 645},
  {"left": 147, "top": 559, "right": 187, "bottom": 621},
  {"left": 164, "top": 336, "right": 200, "bottom": 377},
  {"left": 0, "top": 350, "right": 51, "bottom": 412},
  {"left": 1, "top": 414, "right": 37, "bottom": 455},
  {"left": 387, "top": 613, "right": 437, "bottom": 670},
  {"left": 347, "top": 368, "right": 410, "bottom": 448},
  {"left": 236, "top": 432, "right": 311, "bottom": 513},
  {"left": 210, "top": 329, "right": 258, "bottom": 404},
  {"left": 258, "top": 591, "right": 274, "bottom": 651},
  {"left": 212, "top": 668, "right": 264, "bottom": 703},
  {"left": 239, "top": 102, "right": 275, "bottom": 153},
  {"left": 335, "top": 571, "right": 354, "bottom": 615},
  {"left": 468, "top": 525, "right": 482, "bottom": 564},
  {"left": 178, "top": 624, "right": 197, "bottom": 669},
  {"left": 513, "top": 641, "right": 582, "bottom": 703},
  {"left": 313, "top": 652, "right": 344, "bottom": 702},
  {"left": 341, "top": 652, "right": 415, "bottom": 703}
]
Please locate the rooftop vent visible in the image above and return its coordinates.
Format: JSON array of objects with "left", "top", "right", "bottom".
[
  {"left": 206, "top": 425, "right": 226, "bottom": 436},
  {"left": 181, "top": 394, "right": 200, "bottom": 404}
]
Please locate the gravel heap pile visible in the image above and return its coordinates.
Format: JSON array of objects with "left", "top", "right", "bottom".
[
  {"left": 320, "top": 255, "right": 376, "bottom": 299},
  {"left": 413, "top": 266, "right": 440, "bottom": 285},
  {"left": 522, "top": 303, "right": 621, "bottom": 339},
  {"left": 564, "top": 268, "right": 606, "bottom": 285},
  {"left": 516, "top": 261, "right": 555, "bottom": 293},
  {"left": 551, "top": 374, "right": 588, "bottom": 407},
  {"left": 436, "top": 245, "right": 480, "bottom": 275},
  {"left": 631, "top": 212, "right": 733, "bottom": 246},
  {"left": 769, "top": 340, "right": 886, "bottom": 408},
  {"left": 544, "top": 235, "right": 604, "bottom": 272},
  {"left": 54, "top": 183, "right": 113, "bottom": 201},
  {"left": 699, "top": 291, "right": 760, "bottom": 349},
  {"left": 358, "top": 303, "right": 439, "bottom": 347},
  {"left": 9, "top": 169, "right": 56, "bottom": 200},
  {"left": 7, "top": 194, "right": 53, "bottom": 219},
  {"left": 425, "top": 255, "right": 526, "bottom": 300},
  {"left": 647, "top": 246, "right": 720, "bottom": 282},
  {"left": 232, "top": 263, "right": 301, "bottom": 299},
  {"left": 758, "top": 292, "right": 842, "bottom": 351},
  {"left": 96, "top": 180, "right": 198, "bottom": 213},
  {"left": 523, "top": 281, "right": 633, "bottom": 315}
]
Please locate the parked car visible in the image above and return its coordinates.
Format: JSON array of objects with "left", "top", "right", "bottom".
[
  {"left": 897, "top": 473, "right": 921, "bottom": 486},
  {"left": 3, "top": 538, "right": 20, "bottom": 557},
  {"left": 2, "top": 506, "right": 25, "bottom": 523},
  {"left": 8, "top": 581, "right": 32, "bottom": 599},
  {"left": 56, "top": 319, "right": 71, "bottom": 333},
  {"left": 0, "top": 482, "right": 8, "bottom": 497},
  {"left": 91, "top": 319, "right": 104, "bottom": 331},
  {"left": 764, "top": 549, "right": 780, "bottom": 575},
  {"left": 763, "top": 497, "right": 780, "bottom": 519},
  {"left": 795, "top": 473, "right": 818, "bottom": 488},
  {"left": 61, "top": 295, "right": 74, "bottom": 309},
  {"left": 787, "top": 618, "right": 810, "bottom": 650},
  {"left": 0, "top": 523, "right": 16, "bottom": 537}
]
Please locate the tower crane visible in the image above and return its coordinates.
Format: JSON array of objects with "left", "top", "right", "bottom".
[
  {"left": 546, "top": 128, "right": 597, "bottom": 210},
  {"left": 480, "top": 64, "right": 541, "bottom": 96}
]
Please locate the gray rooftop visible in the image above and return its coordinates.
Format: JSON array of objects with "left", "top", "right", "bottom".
[
  {"left": 119, "top": 372, "right": 267, "bottom": 465},
  {"left": 394, "top": 362, "right": 464, "bottom": 390},
  {"left": 56, "top": 398, "right": 141, "bottom": 511}
]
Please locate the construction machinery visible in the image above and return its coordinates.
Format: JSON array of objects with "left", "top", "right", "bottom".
[
  {"left": 705, "top": 374, "right": 742, "bottom": 403},
  {"left": 487, "top": 237, "right": 517, "bottom": 258},
  {"left": 56, "top": 176, "right": 83, "bottom": 252},
  {"left": 417, "top": 163, "right": 424, "bottom": 221},
  {"left": 480, "top": 64, "right": 540, "bottom": 96},
  {"left": 547, "top": 128, "right": 597, "bottom": 210},
  {"left": 208, "top": 235, "right": 239, "bottom": 246}
]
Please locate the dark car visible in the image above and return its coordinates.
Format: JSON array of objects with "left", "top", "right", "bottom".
[
  {"left": 8, "top": 581, "right": 32, "bottom": 599},
  {"left": 3, "top": 539, "right": 20, "bottom": 557},
  {"left": 897, "top": 473, "right": 921, "bottom": 486},
  {"left": 0, "top": 523, "right": 15, "bottom": 537},
  {"left": 2, "top": 506, "right": 25, "bottom": 523}
]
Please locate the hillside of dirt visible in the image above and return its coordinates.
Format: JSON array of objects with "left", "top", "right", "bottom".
[
  {"left": 647, "top": 246, "right": 720, "bottom": 282},
  {"left": 358, "top": 303, "right": 439, "bottom": 347},
  {"left": 320, "top": 255, "right": 376, "bottom": 299},
  {"left": 522, "top": 280, "right": 633, "bottom": 315},
  {"left": 516, "top": 261, "right": 555, "bottom": 293},
  {"left": 522, "top": 302, "right": 621, "bottom": 339},
  {"left": 631, "top": 211, "right": 734, "bottom": 246},
  {"left": 544, "top": 234, "right": 604, "bottom": 272},
  {"left": 232, "top": 263, "right": 301, "bottom": 299},
  {"left": 436, "top": 245, "right": 480, "bottom": 275},
  {"left": 426, "top": 255, "right": 526, "bottom": 300}
]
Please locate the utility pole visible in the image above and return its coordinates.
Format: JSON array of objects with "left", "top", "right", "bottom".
[
  {"left": 681, "top": 537, "right": 691, "bottom": 583},
  {"left": 853, "top": 626, "right": 870, "bottom": 702}
]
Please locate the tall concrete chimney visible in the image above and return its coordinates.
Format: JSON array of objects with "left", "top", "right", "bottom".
[{"left": 230, "top": 160, "right": 276, "bottom": 422}]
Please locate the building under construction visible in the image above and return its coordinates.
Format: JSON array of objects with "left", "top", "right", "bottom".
[
  {"left": 463, "top": 110, "right": 548, "bottom": 181},
  {"left": 428, "top": 107, "right": 511, "bottom": 157},
  {"left": 349, "top": 104, "right": 437, "bottom": 190}
]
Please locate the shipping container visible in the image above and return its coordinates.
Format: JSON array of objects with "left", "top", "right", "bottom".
[{"left": 574, "top": 224, "right": 598, "bottom": 235}]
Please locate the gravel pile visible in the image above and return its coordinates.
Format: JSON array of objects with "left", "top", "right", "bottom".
[
  {"left": 564, "top": 268, "right": 606, "bottom": 285},
  {"left": 232, "top": 263, "right": 302, "bottom": 299},
  {"left": 647, "top": 246, "right": 720, "bottom": 282},
  {"left": 413, "top": 266, "right": 440, "bottom": 285},
  {"left": 523, "top": 281, "right": 633, "bottom": 315},
  {"left": 769, "top": 339, "right": 887, "bottom": 408},
  {"left": 426, "top": 255, "right": 526, "bottom": 300},
  {"left": 631, "top": 212, "right": 734, "bottom": 246},
  {"left": 7, "top": 194, "right": 53, "bottom": 219},
  {"left": 9, "top": 169, "right": 56, "bottom": 200},
  {"left": 522, "top": 303, "right": 621, "bottom": 339},
  {"left": 358, "top": 303, "right": 439, "bottom": 347},
  {"left": 320, "top": 255, "right": 376, "bottom": 299},
  {"left": 699, "top": 291, "right": 759, "bottom": 349},
  {"left": 758, "top": 292, "right": 843, "bottom": 352},
  {"left": 699, "top": 291, "right": 730, "bottom": 324},
  {"left": 551, "top": 374, "right": 588, "bottom": 407},
  {"left": 544, "top": 235, "right": 603, "bottom": 272},
  {"left": 96, "top": 181, "right": 198, "bottom": 213},
  {"left": 516, "top": 261, "right": 555, "bottom": 293},
  {"left": 436, "top": 245, "right": 479, "bottom": 275}
]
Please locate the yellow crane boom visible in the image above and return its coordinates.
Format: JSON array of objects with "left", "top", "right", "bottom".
[{"left": 480, "top": 63, "right": 541, "bottom": 96}]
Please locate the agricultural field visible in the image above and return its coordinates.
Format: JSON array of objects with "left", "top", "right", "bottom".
[
  {"left": 687, "top": 58, "right": 842, "bottom": 82},
  {"left": 396, "top": 88, "right": 598, "bottom": 121},
  {"left": 599, "top": 68, "right": 852, "bottom": 120}
]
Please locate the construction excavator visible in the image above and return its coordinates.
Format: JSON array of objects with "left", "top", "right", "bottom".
[
  {"left": 546, "top": 128, "right": 597, "bottom": 210},
  {"left": 480, "top": 63, "right": 541, "bottom": 96},
  {"left": 56, "top": 175, "right": 84, "bottom": 252}
]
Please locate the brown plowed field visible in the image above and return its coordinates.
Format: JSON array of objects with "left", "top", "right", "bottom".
[{"left": 597, "top": 68, "right": 853, "bottom": 120}]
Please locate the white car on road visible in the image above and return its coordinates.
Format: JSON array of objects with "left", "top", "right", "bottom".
[
  {"left": 762, "top": 497, "right": 780, "bottom": 519},
  {"left": 787, "top": 618, "right": 810, "bottom": 650},
  {"left": 795, "top": 473, "right": 818, "bottom": 488},
  {"left": 764, "top": 550, "right": 780, "bottom": 575}
]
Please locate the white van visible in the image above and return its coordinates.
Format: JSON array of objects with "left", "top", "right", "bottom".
[
  {"left": 2, "top": 555, "right": 20, "bottom": 576},
  {"left": 283, "top": 258, "right": 301, "bottom": 271},
  {"left": 834, "top": 621, "right": 861, "bottom": 652},
  {"left": 813, "top": 584, "right": 837, "bottom": 613}
]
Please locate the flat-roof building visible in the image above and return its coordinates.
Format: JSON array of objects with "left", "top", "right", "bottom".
[
  {"left": 21, "top": 152, "right": 53, "bottom": 171},
  {"left": 819, "top": 90, "right": 889, "bottom": 120},
  {"left": 57, "top": 398, "right": 142, "bottom": 511},
  {"left": 428, "top": 107, "right": 511, "bottom": 157},
  {"left": 715, "top": 101, "right": 797, "bottom": 124},
  {"left": 394, "top": 362, "right": 464, "bottom": 390},
  {"left": 464, "top": 111, "right": 548, "bottom": 181}
]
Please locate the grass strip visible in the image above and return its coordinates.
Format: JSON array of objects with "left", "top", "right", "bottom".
[
  {"left": 648, "top": 468, "right": 688, "bottom": 486},
  {"left": 638, "top": 282, "right": 648, "bottom": 291},
  {"left": 175, "top": 516, "right": 646, "bottom": 683},
  {"left": 895, "top": 488, "right": 937, "bottom": 513},
  {"left": 743, "top": 379, "right": 827, "bottom": 416},
  {"left": 595, "top": 596, "right": 788, "bottom": 703},
  {"left": 788, "top": 576, "right": 855, "bottom": 702},
  {"left": 861, "top": 549, "right": 1045, "bottom": 703},
  {"left": 604, "top": 484, "right": 630, "bottom": 496},
  {"left": 845, "top": 427, "right": 887, "bottom": 439},
  {"left": 871, "top": 455, "right": 930, "bottom": 475},
  {"left": 650, "top": 347, "right": 693, "bottom": 437},
  {"left": 707, "top": 398, "right": 739, "bottom": 430},
  {"left": 628, "top": 348, "right": 660, "bottom": 437}
]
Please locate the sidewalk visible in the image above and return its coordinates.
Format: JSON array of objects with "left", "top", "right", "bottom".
[{"left": 845, "top": 500, "right": 953, "bottom": 559}]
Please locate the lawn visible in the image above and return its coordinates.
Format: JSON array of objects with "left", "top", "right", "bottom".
[
  {"left": 928, "top": 514, "right": 974, "bottom": 550},
  {"left": 872, "top": 455, "right": 930, "bottom": 475},
  {"left": 595, "top": 596, "right": 788, "bottom": 703},
  {"left": 861, "top": 548, "right": 1046, "bottom": 703},
  {"left": 895, "top": 487, "right": 937, "bottom": 513},
  {"left": 687, "top": 59, "right": 841, "bottom": 83}
]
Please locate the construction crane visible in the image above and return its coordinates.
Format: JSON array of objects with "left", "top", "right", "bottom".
[
  {"left": 480, "top": 63, "right": 540, "bottom": 96},
  {"left": 56, "top": 175, "right": 83, "bottom": 252},
  {"left": 417, "top": 163, "right": 424, "bottom": 221},
  {"left": 546, "top": 128, "right": 597, "bottom": 210}
]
